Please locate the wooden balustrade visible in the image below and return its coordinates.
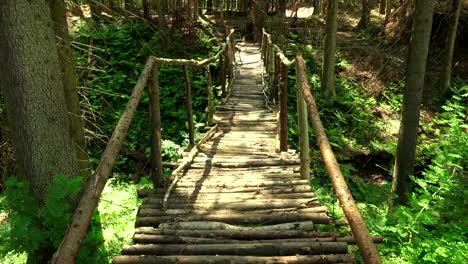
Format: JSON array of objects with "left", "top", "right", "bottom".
[{"left": 260, "top": 29, "right": 382, "bottom": 264}]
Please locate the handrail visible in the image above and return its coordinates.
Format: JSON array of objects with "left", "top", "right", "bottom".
[
  {"left": 260, "top": 29, "right": 381, "bottom": 264},
  {"left": 51, "top": 29, "right": 236, "bottom": 263}
]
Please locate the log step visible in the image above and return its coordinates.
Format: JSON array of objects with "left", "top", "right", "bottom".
[{"left": 112, "top": 254, "right": 355, "bottom": 264}]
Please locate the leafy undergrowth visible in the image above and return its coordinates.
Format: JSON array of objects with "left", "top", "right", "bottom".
[
  {"left": 72, "top": 20, "right": 223, "bottom": 179},
  {"left": 280, "top": 32, "right": 467, "bottom": 263},
  {"left": 0, "top": 175, "right": 151, "bottom": 263}
]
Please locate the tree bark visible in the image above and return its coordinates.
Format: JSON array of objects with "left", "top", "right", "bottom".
[
  {"left": 439, "top": 0, "right": 462, "bottom": 95},
  {"left": 252, "top": 0, "right": 266, "bottom": 42},
  {"left": 48, "top": 0, "right": 91, "bottom": 180},
  {"left": 0, "top": 0, "right": 81, "bottom": 262},
  {"left": 0, "top": 0, "right": 80, "bottom": 207},
  {"left": 385, "top": 0, "right": 392, "bottom": 24},
  {"left": 313, "top": 0, "right": 321, "bottom": 15},
  {"left": 121, "top": 241, "right": 348, "bottom": 255},
  {"left": 380, "top": 0, "right": 386, "bottom": 14},
  {"left": 392, "top": 0, "right": 434, "bottom": 205},
  {"left": 357, "top": 0, "right": 371, "bottom": 29},
  {"left": 321, "top": 0, "right": 338, "bottom": 103},
  {"left": 113, "top": 254, "right": 354, "bottom": 264},
  {"left": 143, "top": 0, "right": 150, "bottom": 20}
]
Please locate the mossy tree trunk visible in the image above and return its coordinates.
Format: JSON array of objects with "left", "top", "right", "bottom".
[
  {"left": 0, "top": 0, "right": 81, "bottom": 262},
  {"left": 321, "top": 0, "right": 338, "bottom": 103},
  {"left": 392, "top": 0, "right": 434, "bottom": 205},
  {"left": 439, "top": 0, "right": 462, "bottom": 95},
  {"left": 49, "top": 0, "right": 91, "bottom": 180}
]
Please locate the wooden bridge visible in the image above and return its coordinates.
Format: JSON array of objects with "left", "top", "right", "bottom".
[
  {"left": 109, "top": 30, "right": 381, "bottom": 264},
  {"left": 52, "top": 29, "right": 380, "bottom": 263}
]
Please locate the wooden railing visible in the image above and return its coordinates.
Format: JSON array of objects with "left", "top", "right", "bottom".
[
  {"left": 51, "top": 29, "right": 236, "bottom": 263},
  {"left": 260, "top": 29, "right": 382, "bottom": 264}
]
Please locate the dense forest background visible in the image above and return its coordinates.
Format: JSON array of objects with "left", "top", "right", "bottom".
[{"left": 0, "top": 0, "right": 467, "bottom": 263}]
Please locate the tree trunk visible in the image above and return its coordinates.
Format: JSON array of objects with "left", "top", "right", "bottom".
[
  {"left": 278, "top": 0, "right": 286, "bottom": 16},
  {"left": 0, "top": 0, "right": 80, "bottom": 262},
  {"left": 380, "top": 0, "right": 386, "bottom": 14},
  {"left": 252, "top": 0, "right": 266, "bottom": 42},
  {"left": 321, "top": 0, "right": 338, "bottom": 103},
  {"left": 321, "top": 0, "right": 328, "bottom": 15},
  {"left": 392, "top": 0, "right": 434, "bottom": 205},
  {"left": 313, "top": 0, "right": 321, "bottom": 15},
  {"left": 48, "top": 0, "right": 91, "bottom": 180},
  {"left": 0, "top": 0, "right": 80, "bottom": 211},
  {"left": 125, "top": 0, "right": 136, "bottom": 13},
  {"left": 385, "top": 0, "right": 392, "bottom": 24},
  {"left": 143, "top": 0, "right": 150, "bottom": 20},
  {"left": 439, "top": 0, "right": 462, "bottom": 96},
  {"left": 357, "top": 0, "right": 371, "bottom": 29},
  {"left": 207, "top": 0, "right": 213, "bottom": 14}
]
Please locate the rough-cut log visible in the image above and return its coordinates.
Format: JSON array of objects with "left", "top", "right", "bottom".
[
  {"left": 296, "top": 57, "right": 310, "bottom": 179},
  {"left": 296, "top": 53, "right": 381, "bottom": 264},
  {"left": 113, "top": 254, "right": 355, "bottom": 264},
  {"left": 149, "top": 64, "right": 164, "bottom": 187},
  {"left": 140, "top": 184, "right": 312, "bottom": 196},
  {"left": 174, "top": 179, "right": 308, "bottom": 188},
  {"left": 132, "top": 234, "right": 384, "bottom": 245},
  {"left": 134, "top": 228, "right": 337, "bottom": 239},
  {"left": 158, "top": 221, "right": 315, "bottom": 231},
  {"left": 162, "top": 125, "right": 219, "bottom": 209},
  {"left": 135, "top": 211, "right": 329, "bottom": 226},
  {"left": 183, "top": 65, "right": 195, "bottom": 147},
  {"left": 51, "top": 57, "right": 156, "bottom": 264},
  {"left": 145, "top": 194, "right": 317, "bottom": 203},
  {"left": 278, "top": 56, "right": 288, "bottom": 151},
  {"left": 137, "top": 207, "right": 328, "bottom": 217},
  {"left": 142, "top": 198, "right": 320, "bottom": 210},
  {"left": 121, "top": 241, "right": 349, "bottom": 255},
  {"left": 140, "top": 191, "right": 316, "bottom": 200}
]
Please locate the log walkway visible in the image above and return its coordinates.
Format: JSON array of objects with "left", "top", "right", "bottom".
[{"left": 113, "top": 43, "right": 355, "bottom": 263}]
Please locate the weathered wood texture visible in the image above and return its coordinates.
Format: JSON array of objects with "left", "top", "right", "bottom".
[{"left": 113, "top": 44, "right": 360, "bottom": 264}]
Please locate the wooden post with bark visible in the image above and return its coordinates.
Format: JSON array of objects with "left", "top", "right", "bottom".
[
  {"left": 206, "top": 65, "right": 215, "bottom": 125},
  {"left": 183, "top": 65, "right": 195, "bottom": 148},
  {"left": 296, "top": 61, "right": 310, "bottom": 179},
  {"left": 296, "top": 53, "right": 381, "bottom": 264},
  {"left": 220, "top": 55, "right": 226, "bottom": 97},
  {"left": 149, "top": 64, "right": 164, "bottom": 188},
  {"left": 278, "top": 56, "right": 288, "bottom": 152}
]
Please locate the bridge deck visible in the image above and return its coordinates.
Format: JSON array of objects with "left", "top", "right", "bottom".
[{"left": 113, "top": 43, "right": 355, "bottom": 264}]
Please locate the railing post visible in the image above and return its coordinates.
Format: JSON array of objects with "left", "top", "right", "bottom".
[
  {"left": 278, "top": 58, "right": 288, "bottom": 152},
  {"left": 295, "top": 60, "right": 310, "bottom": 179},
  {"left": 268, "top": 44, "right": 275, "bottom": 102},
  {"left": 205, "top": 65, "right": 214, "bottom": 125},
  {"left": 183, "top": 64, "right": 195, "bottom": 148},
  {"left": 220, "top": 54, "right": 226, "bottom": 98},
  {"left": 149, "top": 63, "right": 163, "bottom": 187}
]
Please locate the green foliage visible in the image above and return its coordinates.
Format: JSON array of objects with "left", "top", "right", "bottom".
[
  {"left": 76, "top": 176, "right": 148, "bottom": 263},
  {"left": 72, "top": 21, "right": 220, "bottom": 175},
  {"left": 0, "top": 174, "right": 82, "bottom": 259}
]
